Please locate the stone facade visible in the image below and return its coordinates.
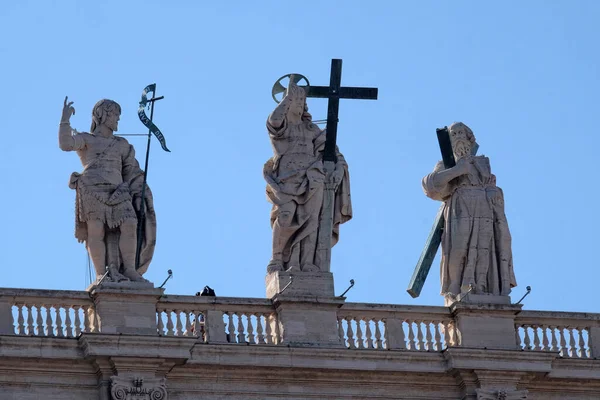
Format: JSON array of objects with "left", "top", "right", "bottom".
[{"left": 0, "top": 287, "right": 599, "bottom": 399}]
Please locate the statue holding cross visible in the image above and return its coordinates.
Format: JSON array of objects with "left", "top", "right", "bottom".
[
  {"left": 265, "top": 59, "right": 377, "bottom": 274},
  {"left": 415, "top": 122, "right": 517, "bottom": 304}
]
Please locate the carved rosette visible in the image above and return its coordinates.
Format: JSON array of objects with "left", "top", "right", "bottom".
[
  {"left": 110, "top": 376, "right": 167, "bottom": 400},
  {"left": 476, "top": 388, "right": 528, "bottom": 400}
]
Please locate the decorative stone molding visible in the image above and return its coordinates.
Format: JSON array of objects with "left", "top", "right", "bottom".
[
  {"left": 476, "top": 388, "right": 528, "bottom": 399},
  {"left": 110, "top": 376, "right": 167, "bottom": 400}
]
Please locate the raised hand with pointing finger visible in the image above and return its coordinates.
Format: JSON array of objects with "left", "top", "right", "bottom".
[{"left": 61, "top": 96, "right": 75, "bottom": 124}]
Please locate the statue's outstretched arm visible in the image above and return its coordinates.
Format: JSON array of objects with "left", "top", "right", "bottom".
[
  {"left": 268, "top": 75, "right": 301, "bottom": 129},
  {"left": 58, "top": 96, "right": 84, "bottom": 151}
]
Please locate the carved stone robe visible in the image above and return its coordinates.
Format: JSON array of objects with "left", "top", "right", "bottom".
[
  {"left": 422, "top": 156, "right": 516, "bottom": 296},
  {"left": 66, "top": 133, "right": 156, "bottom": 274},
  {"left": 264, "top": 116, "right": 352, "bottom": 270}
]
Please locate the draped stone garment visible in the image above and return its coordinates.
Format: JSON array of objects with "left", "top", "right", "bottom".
[
  {"left": 264, "top": 117, "right": 352, "bottom": 270},
  {"left": 67, "top": 133, "right": 156, "bottom": 274},
  {"left": 422, "top": 156, "right": 516, "bottom": 296}
]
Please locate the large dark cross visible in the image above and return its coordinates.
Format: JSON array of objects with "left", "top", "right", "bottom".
[
  {"left": 406, "top": 127, "right": 479, "bottom": 298},
  {"left": 306, "top": 59, "right": 378, "bottom": 161},
  {"left": 304, "top": 59, "right": 378, "bottom": 272}
]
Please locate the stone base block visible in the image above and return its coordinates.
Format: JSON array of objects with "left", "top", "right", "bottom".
[
  {"left": 89, "top": 285, "right": 163, "bottom": 335},
  {"left": 273, "top": 295, "right": 345, "bottom": 347},
  {"left": 452, "top": 293, "right": 512, "bottom": 306},
  {"left": 266, "top": 271, "right": 335, "bottom": 298},
  {"left": 451, "top": 302, "right": 521, "bottom": 350}
]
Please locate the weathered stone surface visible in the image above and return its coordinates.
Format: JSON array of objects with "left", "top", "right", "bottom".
[
  {"left": 89, "top": 285, "right": 163, "bottom": 335},
  {"left": 451, "top": 302, "right": 522, "bottom": 350},
  {"left": 272, "top": 295, "right": 345, "bottom": 347},
  {"left": 59, "top": 97, "right": 156, "bottom": 283},
  {"left": 422, "top": 122, "right": 516, "bottom": 301},
  {"left": 264, "top": 77, "right": 352, "bottom": 274},
  {"left": 265, "top": 270, "right": 335, "bottom": 298}
]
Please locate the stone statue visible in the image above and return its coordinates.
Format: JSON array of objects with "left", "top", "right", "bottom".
[
  {"left": 264, "top": 77, "right": 352, "bottom": 273},
  {"left": 59, "top": 97, "right": 156, "bottom": 283},
  {"left": 422, "top": 122, "right": 516, "bottom": 301}
]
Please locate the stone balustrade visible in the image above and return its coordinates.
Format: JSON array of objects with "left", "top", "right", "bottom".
[
  {"left": 337, "top": 303, "right": 458, "bottom": 351},
  {"left": 515, "top": 310, "right": 600, "bottom": 358},
  {"left": 156, "top": 295, "right": 280, "bottom": 344},
  {"left": 0, "top": 288, "right": 97, "bottom": 337},
  {"left": 1, "top": 287, "right": 599, "bottom": 362}
]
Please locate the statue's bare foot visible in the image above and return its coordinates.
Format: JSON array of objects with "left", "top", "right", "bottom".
[
  {"left": 301, "top": 264, "right": 319, "bottom": 272},
  {"left": 122, "top": 268, "right": 148, "bottom": 282},
  {"left": 267, "top": 260, "right": 284, "bottom": 274},
  {"left": 443, "top": 293, "right": 457, "bottom": 306},
  {"left": 286, "top": 264, "right": 301, "bottom": 272},
  {"left": 107, "top": 264, "right": 129, "bottom": 282}
]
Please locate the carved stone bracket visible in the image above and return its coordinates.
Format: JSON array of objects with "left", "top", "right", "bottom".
[
  {"left": 110, "top": 376, "right": 167, "bottom": 400},
  {"left": 476, "top": 388, "right": 528, "bottom": 400}
]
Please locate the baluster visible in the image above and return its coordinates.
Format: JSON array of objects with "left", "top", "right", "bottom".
[
  {"left": 273, "top": 314, "right": 281, "bottom": 345},
  {"left": 16, "top": 305, "right": 25, "bottom": 335},
  {"left": 65, "top": 307, "right": 73, "bottom": 337},
  {"left": 34, "top": 306, "right": 44, "bottom": 335},
  {"left": 184, "top": 310, "right": 192, "bottom": 337},
  {"left": 346, "top": 317, "right": 356, "bottom": 349},
  {"left": 568, "top": 328, "right": 577, "bottom": 358},
  {"left": 31, "top": 305, "right": 40, "bottom": 336},
  {"left": 265, "top": 314, "right": 274, "bottom": 344},
  {"left": 82, "top": 306, "right": 91, "bottom": 333},
  {"left": 550, "top": 326, "right": 558, "bottom": 351},
  {"left": 363, "top": 319, "right": 373, "bottom": 349},
  {"left": 156, "top": 309, "right": 165, "bottom": 335},
  {"left": 559, "top": 327, "right": 567, "bottom": 357},
  {"left": 425, "top": 321, "right": 434, "bottom": 351},
  {"left": 227, "top": 312, "right": 235, "bottom": 343},
  {"left": 73, "top": 306, "right": 82, "bottom": 336},
  {"left": 374, "top": 320, "right": 383, "bottom": 349},
  {"left": 237, "top": 313, "right": 246, "bottom": 343},
  {"left": 174, "top": 310, "right": 183, "bottom": 336},
  {"left": 337, "top": 317, "right": 346, "bottom": 345},
  {"left": 247, "top": 314, "right": 255, "bottom": 344},
  {"left": 434, "top": 323, "right": 442, "bottom": 351},
  {"left": 450, "top": 322, "right": 459, "bottom": 346},
  {"left": 193, "top": 312, "right": 203, "bottom": 340},
  {"left": 92, "top": 308, "right": 99, "bottom": 333},
  {"left": 541, "top": 326, "right": 549, "bottom": 351},
  {"left": 407, "top": 320, "right": 416, "bottom": 350},
  {"left": 416, "top": 320, "right": 425, "bottom": 350},
  {"left": 45, "top": 306, "right": 54, "bottom": 337},
  {"left": 515, "top": 325, "right": 522, "bottom": 349},
  {"left": 255, "top": 314, "right": 265, "bottom": 344},
  {"left": 578, "top": 327, "right": 588, "bottom": 359},
  {"left": 442, "top": 321, "right": 452, "bottom": 347},
  {"left": 166, "top": 310, "right": 175, "bottom": 336},
  {"left": 532, "top": 325, "right": 540, "bottom": 350},
  {"left": 355, "top": 318, "right": 365, "bottom": 349},
  {"left": 55, "top": 306, "right": 64, "bottom": 337},
  {"left": 523, "top": 326, "right": 531, "bottom": 350}
]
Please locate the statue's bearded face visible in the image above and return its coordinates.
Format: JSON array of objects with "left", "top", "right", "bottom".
[
  {"left": 105, "top": 110, "right": 120, "bottom": 132},
  {"left": 288, "top": 87, "right": 307, "bottom": 119},
  {"left": 450, "top": 127, "right": 472, "bottom": 160}
]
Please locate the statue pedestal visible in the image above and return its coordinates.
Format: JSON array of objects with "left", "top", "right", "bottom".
[
  {"left": 88, "top": 282, "right": 163, "bottom": 335},
  {"left": 265, "top": 271, "right": 335, "bottom": 298},
  {"left": 450, "top": 300, "right": 521, "bottom": 350},
  {"left": 272, "top": 294, "right": 345, "bottom": 348},
  {"left": 452, "top": 293, "right": 512, "bottom": 306}
]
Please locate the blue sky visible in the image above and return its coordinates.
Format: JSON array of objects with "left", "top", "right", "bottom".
[{"left": 1, "top": 1, "right": 598, "bottom": 312}]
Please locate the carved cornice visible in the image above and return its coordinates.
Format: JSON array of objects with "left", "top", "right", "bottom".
[
  {"left": 476, "top": 388, "right": 528, "bottom": 399},
  {"left": 110, "top": 376, "right": 167, "bottom": 400}
]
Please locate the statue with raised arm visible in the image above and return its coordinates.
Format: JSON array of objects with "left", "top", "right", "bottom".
[
  {"left": 264, "top": 77, "right": 352, "bottom": 274},
  {"left": 422, "top": 122, "right": 516, "bottom": 303},
  {"left": 59, "top": 97, "right": 156, "bottom": 283}
]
